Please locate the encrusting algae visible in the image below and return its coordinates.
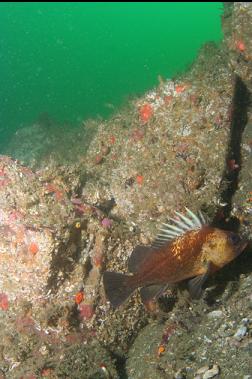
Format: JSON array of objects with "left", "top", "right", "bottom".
[{"left": 103, "top": 208, "right": 247, "bottom": 308}]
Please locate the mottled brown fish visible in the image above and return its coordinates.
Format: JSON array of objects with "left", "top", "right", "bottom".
[{"left": 103, "top": 208, "right": 247, "bottom": 308}]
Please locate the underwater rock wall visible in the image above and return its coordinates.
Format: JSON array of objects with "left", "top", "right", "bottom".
[
  {"left": 0, "top": 3, "right": 251, "bottom": 378},
  {"left": 223, "top": 2, "right": 252, "bottom": 92}
]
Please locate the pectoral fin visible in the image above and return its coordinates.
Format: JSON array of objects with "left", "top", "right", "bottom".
[{"left": 188, "top": 261, "right": 211, "bottom": 299}]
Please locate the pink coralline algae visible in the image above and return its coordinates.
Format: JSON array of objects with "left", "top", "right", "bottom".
[
  {"left": 78, "top": 303, "right": 94, "bottom": 320},
  {"left": 131, "top": 128, "right": 145, "bottom": 142},
  {"left": 101, "top": 218, "right": 113, "bottom": 229},
  {"left": 0, "top": 178, "right": 11, "bottom": 188}
]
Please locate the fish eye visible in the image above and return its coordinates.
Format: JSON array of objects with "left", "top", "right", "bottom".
[{"left": 228, "top": 233, "right": 241, "bottom": 245}]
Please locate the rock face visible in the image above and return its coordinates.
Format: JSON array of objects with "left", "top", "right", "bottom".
[
  {"left": 0, "top": 3, "right": 252, "bottom": 379},
  {"left": 223, "top": 2, "right": 252, "bottom": 92},
  {"left": 126, "top": 273, "right": 252, "bottom": 378},
  {"left": 84, "top": 43, "right": 235, "bottom": 238},
  {"left": 0, "top": 156, "right": 73, "bottom": 308}
]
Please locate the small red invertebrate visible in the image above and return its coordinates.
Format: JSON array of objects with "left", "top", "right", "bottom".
[
  {"left": 236, "top": 40, "right": 245, "bottom": 52},
  {"left": 75, "top": 291, "right": 84, "bottom": 305},
  {"left": 139, "top": 103, "right": 153, "bottom": 123},
  {"left": 136, "top": 175, "right": 144, "bottom": 185},
  {"left": 0, "top": 293, "right": 9, "bottom": 311},
  {"left": 28, "top": 242, "right": 39, "bottom": 255},
  {"left": 157, "top": 344, "right": 165, "bottom": 357},
  {"left": 175, "top": 85, "right": 186, "bottom": 93}
]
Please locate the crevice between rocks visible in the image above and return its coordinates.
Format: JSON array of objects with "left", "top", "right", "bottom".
[
  {"left": 206, "top": 75, "right": 251, "bottom": 304},
  {"left": 213, "top": 75, "right": 250, "bottom": 230}
]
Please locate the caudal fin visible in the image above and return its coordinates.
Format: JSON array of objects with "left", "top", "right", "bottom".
[{"left": 103, "top": 271, "right": 135, "bottom": 308}]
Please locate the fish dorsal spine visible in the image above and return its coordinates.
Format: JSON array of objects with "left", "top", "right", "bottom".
[{"left": 153, "top": 207, "right": 207, "bottom": 247}]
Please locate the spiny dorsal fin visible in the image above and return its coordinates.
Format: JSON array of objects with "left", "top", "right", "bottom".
[
  {"left": 128, "top": 245, "right": 153, "bottom": 273},
  {"left": 152, "top": 207, "right": 207, "bottom": 247}
]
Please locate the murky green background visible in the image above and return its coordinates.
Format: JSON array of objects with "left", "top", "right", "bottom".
[{"left": 0, "top": 2, "right": 222, "bottom": 149}]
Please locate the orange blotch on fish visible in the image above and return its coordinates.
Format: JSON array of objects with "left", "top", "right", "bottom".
[
  {"left": 136, "top": 175, "right": 144, "bottom": 185},
  {"left": 75, "top": 291, "right": 84, "bottom": 304},
  {"left": 28, "top": 242, "right": 39, "bottom": 255},
  {"left": 236, "top": 40, "right": 245, "bottom": 52},
  {"left": 139, "top": 103, "right": 153, "bottom": 123},
  {"left": 0, "top": 293, "right": 9, "bottom": 311}
]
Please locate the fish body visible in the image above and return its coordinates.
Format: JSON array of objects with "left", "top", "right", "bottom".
[{"left": 103, "top": 209, "right": 247, "bottom": 308}]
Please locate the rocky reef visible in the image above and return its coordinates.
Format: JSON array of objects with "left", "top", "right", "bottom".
[{"left": 0, "top": 3, "right": 252, "bottom": 379}]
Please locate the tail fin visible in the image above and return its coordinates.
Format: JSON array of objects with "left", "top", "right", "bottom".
[{"left": 103, "top": 271, "right": 135, "bottom": 308}]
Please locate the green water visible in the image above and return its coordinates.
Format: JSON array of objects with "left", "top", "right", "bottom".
[{"left": 0, "top": 2, "right": 223, "bottom": 149}]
